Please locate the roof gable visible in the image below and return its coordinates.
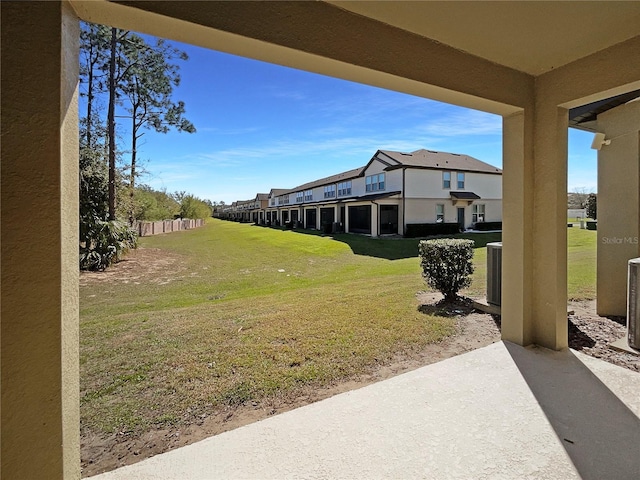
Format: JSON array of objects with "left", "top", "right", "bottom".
[{"left": 379, "top": 149, "right": 502, "bottom": 174}]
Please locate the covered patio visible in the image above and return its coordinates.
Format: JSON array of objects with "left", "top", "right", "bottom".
[
  {"left": 91, "top": 342, "right": 640, "bottom": 479},
  {"left": 2, "top": 2, "right": 639, "bottom": 478}
]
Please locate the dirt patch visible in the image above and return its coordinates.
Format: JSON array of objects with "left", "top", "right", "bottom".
[
  {"left": 80, "top": 248, "right": 187, "bottom": 287},
  {"left": 81, "top": 290, "right": 638, "bottom": 477}
]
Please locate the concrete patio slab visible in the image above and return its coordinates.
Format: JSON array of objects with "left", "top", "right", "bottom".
[{"left": 90, "top": 342, "right": 640, "bottom": 480}]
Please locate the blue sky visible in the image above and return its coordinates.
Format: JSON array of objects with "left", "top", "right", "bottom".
[{"left": 108, "top": 39, "right": 598, "bottom": 204}]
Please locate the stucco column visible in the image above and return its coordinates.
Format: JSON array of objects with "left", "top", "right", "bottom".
[
  {"left": 596, "top": 101, "right": 640, "bottom": 316},
  {"left": 502, "top": 101, "right": 569, "bottom": 350},
  {"left": 371, "top": 203, "right": 379, "bottom": 237},
  {"left": 344, "top": 205, "right": 350, "bottom": 233},
  {"left": 1, "top": 2, "right": 80, "bottom": 479}
]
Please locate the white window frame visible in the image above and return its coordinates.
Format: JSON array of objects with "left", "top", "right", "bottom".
[
  {"left": 365, "top": 173, "right": 385, "bottom": 192},
  {"left": 304, "top": 190, "right": 313, "bottom": 202},
  {"left": 324, "top": 185, "right": 336, "bottom": 199},
  {"left": 472, "top": 204, "right": 485, "bottom": 223},
  {"left": 443, "top": 171, "right": 451, "bottom": 189},
  {"left": 338, "top": 181, "right": 352, "bottom": 196},
  {"left": 436, "top": 204, "right": 445, "bottom": 223},
  {"left": 296, "top": 192, "right": 303, "bottom": 203},
  {"left": 457, "top": 172, "right": 465, "bottom": 189}
]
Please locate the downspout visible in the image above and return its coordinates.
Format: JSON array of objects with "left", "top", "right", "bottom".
[
  {"left": 402, "top": 167, "right": 406, "bottom": 236},
  {"left": 372, "top": 199, "right": 380, "bottom": 237}
]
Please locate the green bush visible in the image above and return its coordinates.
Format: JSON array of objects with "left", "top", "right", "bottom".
[
  {"left": 419, "top": 238, "right": 475, "bottom": 302},
  {"left": 405, "top": 223, "right": 460, "bottom": 238},
  {"left": 80, "top": 219, "right": 138, "bottom": 271},
  {"left": 179, "top": 194, "right": 212, "bottom": 219}
]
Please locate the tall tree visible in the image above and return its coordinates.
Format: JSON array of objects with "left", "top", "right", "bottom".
[
  {"left": 118, "top": 34, "right": 196, "bottom": 224},
  {"left": 107, "top": 27, "right": 118, "bottom": 220},
  {"left": 78, "top": 21, "right": 197, "bottom": 268},
  {"left": 79, "top": 22, "right": 110, "bottom": 149}
]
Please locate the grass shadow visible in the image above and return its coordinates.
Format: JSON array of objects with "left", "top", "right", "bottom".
[{"left": 258, "top": 226, "right": 502, "bottom": 260}]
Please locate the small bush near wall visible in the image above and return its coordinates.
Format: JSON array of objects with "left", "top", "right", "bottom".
[
  {"left": 80, "top": 220, "right": 138, "bottom": 271},
  {"left": 405, "top": 223, "right": 460, "bottom": 238},
  {"left": 586, "top": 221, "right": 597, "bottom": 230},
  {"left": 473, "top": 221, "right": 502, "bottom": 231},
  {"left": 418, "top": 238, "right": 475, "bottom": 302}
]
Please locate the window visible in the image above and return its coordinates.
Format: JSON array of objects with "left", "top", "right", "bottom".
[
  {"left": 436, "top": 204, "right": 445, "bottom": 223},
  {"left": 282, "top": 194, "right": 290, "bottom": 204},
  {"left": 337, "top": 181, "right": 352, "bottom": 196},
  {"left": 270, "top": 198, "right": 275, "bottom": 206},
  {"left": 296, "top": 192, "right": 303, "bottom": 203},
  {"left": 304, "top": 190, "right": 313, "bottom": 202},
  {"left": 472, "top": 204, "right": 485, "bottom": 223},
  {"left": 365, "top": 173, "right": 385, "bottom": 192},
  {"left": 324, "top": 185, "right": 336, "bottom": 198},
  {"left": 457, "top": 172, "right": 465, "bottom": 189},
  {"left": 443, "top": 171, "right": 451, "bottom": 189}
]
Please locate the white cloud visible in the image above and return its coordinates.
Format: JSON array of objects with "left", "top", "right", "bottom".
[{"left": 418, "top": 110, "right": 502, "bottom": 137}]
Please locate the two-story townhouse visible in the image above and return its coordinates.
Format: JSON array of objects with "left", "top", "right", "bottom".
[
  {"left": 250, "top": 193, "right": 269, "bottom": 224},
  {"left": 266, "top": 188, "right": 290, "bottom": 225},
  {"left": 237, "top": 148, "right": 501, "bottom": 235},
  {"left": 276, "top": 167, "right": 365, "bottom": 231},
  {"left": 370, "top": 149, "right": 502, "bottom": 235}
]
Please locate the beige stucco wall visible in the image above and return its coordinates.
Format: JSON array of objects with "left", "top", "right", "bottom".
[
  {"left": 2, "top": 3, "right": 638, "bottom": 477},
  {"left": 596, "top": 100, "right": 640, "bottom": 316},
  {"left": 1, "top": 2, "right": 80, "bottom": 479},
  {"left": 405, "top": 199, "right": 502, "bottom": 228},
  {"left": 404, "top": 169, "right": 502, "bottom": 200}
]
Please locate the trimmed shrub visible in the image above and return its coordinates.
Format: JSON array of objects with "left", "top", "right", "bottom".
[
  {"left": 419, "top": 238, "right": 475, "bottom": 302},
  {"left": 473, "top": 221, "right": 502, "bottom": 231},
  {"left": 405, "top": 223, "right": 460, "bottom": 238}
]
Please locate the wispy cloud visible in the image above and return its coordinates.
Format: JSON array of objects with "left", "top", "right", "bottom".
[
  {"left": 418, "top": 110, "right": 502, "bottom": 137},
  {"left": 194, "top": 126, "right": 263, "bottom": 135}
]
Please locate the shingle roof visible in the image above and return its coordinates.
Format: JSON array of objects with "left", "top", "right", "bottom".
[
  {"left": 255, "top": 193, "right": 269, "bottom": 201},
  {"left": 268, "top": 188, "right": 290, "bottom": 197},
  {"left": 378, "top": 149, "right": 502, "bottom": 175},
  {"left": 284, "top": 166, "right": 365, "bottom": 194}
]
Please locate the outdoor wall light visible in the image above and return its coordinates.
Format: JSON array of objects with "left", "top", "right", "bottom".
[{"left": 590, "top": 132, "right": 611, "bottom": 150}]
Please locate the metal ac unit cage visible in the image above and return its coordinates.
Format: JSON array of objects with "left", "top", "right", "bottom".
[
  {"left": 628, "top": 258, "right": 640, "bottom": 349},
  {"left": 486, "top": 242, "right": 502, "bottom": 306}
]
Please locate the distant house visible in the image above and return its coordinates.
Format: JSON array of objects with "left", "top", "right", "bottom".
[{"left": 239, "top": 149, "right": 501, "bottom": 236}]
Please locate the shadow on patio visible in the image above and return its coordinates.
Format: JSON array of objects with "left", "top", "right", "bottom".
[{"left": 90, "top": 341, "right": 640, "bottom": 479}]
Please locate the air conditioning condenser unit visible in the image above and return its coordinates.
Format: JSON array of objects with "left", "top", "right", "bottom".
[
  {"left": 487, "top": 242, "right": 502, "bottom": 306},
  {"left": 628, "top": 258, "right": 640, "bottom": 350}
]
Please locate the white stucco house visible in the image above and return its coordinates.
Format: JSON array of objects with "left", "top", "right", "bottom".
[{"left": 246, "top": 148, "right": 502, "bottom": 236}]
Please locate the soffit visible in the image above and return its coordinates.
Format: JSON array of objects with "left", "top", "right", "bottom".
[{"left": 331, "top": 1, "right": 640, "bottom": 75}]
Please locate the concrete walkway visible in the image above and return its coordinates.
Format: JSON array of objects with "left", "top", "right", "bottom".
[{"left": 90, "top": 342, "right": 640, "bottom": 480}]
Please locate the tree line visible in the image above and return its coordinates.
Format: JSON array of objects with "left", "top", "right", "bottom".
[{"left": 79, "top": 22, "right": 210, "bottom": 270}]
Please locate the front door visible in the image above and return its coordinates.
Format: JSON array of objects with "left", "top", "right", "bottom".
[{"left": 457, "top": 207, "right": 465, "bottom": 231}]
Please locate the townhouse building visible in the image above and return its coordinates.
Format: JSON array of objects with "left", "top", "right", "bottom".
[{"left": 240, "top": 148, "right": 501, "bottom": 236}]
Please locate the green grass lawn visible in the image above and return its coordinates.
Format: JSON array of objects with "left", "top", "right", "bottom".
[{"left": 80, "top": 220, "right": 596, "bottom": 435}]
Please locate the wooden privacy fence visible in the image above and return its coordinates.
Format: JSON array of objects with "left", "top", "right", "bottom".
[{"left": 136, "top": 218, "right": 206, "bottom": 237}]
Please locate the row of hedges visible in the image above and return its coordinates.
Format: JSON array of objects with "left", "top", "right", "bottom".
[
  {"left": 473, "top": 221, "right": 502, "bottom": 231},
  {"left": 405, "top": 223, "right": 460, "bottom": 238}
]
